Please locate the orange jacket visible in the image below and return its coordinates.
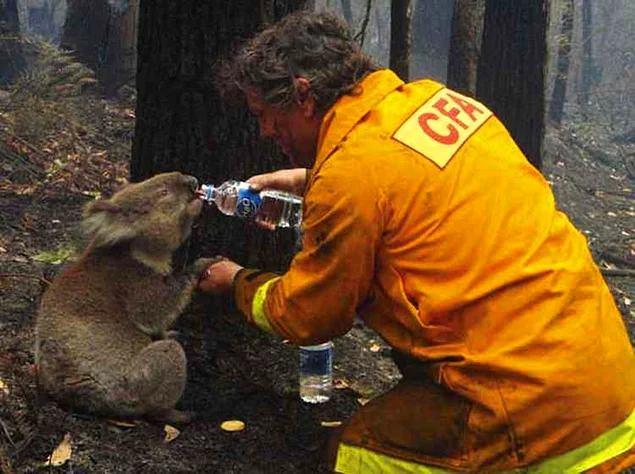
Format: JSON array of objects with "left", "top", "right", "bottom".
[{"left": 233, "top": 70, "right": 635, "bottom": 469}]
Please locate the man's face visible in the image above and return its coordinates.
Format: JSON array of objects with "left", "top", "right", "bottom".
[{"left": 246, "top": 88, "right": 321, "bottom": 168}]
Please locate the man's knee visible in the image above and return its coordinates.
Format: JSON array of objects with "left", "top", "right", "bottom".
[{"left": 325, "top": 378, "right": 470, "bottom": 471}]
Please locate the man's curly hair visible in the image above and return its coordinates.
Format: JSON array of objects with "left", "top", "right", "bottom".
[{"left": 216, "top": 10, "right": 378, "bottom": 112}]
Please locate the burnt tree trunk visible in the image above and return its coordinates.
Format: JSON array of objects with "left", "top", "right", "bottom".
[
  {"left": 61, "top": 0, "right": 139, "bottom": 95},
  {"left": 578, "top": 0, "right": 593, "bottom": 107},
  {"left": 411, "top": 0, "right": 454, "bottom": 82},
  {"left": 61, "top": 0, "right": 110, "bottom": 72},
  {"left": 548, "top": 0, "right": 573, "bottom": 126},
  {"left": 476, "top": 0, "right": 548, "bottom": 170},
  {"left": 340, "top": 0, "right": 353, "bottom": 25},
  {"left": 131, "top": 1, "right": 307, "bottom": 270},
  {"left": 0, "top": 0, "right": 25, "bottom": 85},
  {"left": 100, "top": 0, "right": 139, "bottom": 94},
  {"left": 446, "top": 0, "right": 485, "bottom": 96},
  {"left": 390, "top": 0, "right": 412, "bottom": 81}
]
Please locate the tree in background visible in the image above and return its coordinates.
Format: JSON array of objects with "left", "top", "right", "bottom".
[
  {"left": 340, "top": 0, "right": 353, "bottom": 24},
  {"left": 548, "top": 0, "right": 573, "bottom": 126},
  {"left": 410, "top": 0, "right": 453, "bottom": 81},
  {"left": 61, "top": 0, "right": 138, "bottom": 95},
  {"left": 389, "top": 0, "right": 412, "bottom": 81},
  {"left": 18, "top": 0, "right": 67, "bottom": 42},
  {"left": 578, "top": 0, "right": 593, "bottom": 107},
  {"left": 592, "top": 0, "right": 633, "bottom": 131},
  {"left": 61, "top": 0, "right": 110, "bottom": 75},
  {"left": 131, "top": 0, "right": 307, "bottom": 270},
  {"left": 0, "top": 0, "right": 25, "bottom": 85},
  {"left": 477, "top": 0, "right": 548, "bottom": 170},
  {"left": 446, "top": 0, "right": 485, "bottom": 96}
]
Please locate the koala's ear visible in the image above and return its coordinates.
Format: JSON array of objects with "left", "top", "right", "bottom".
[
  {"left": 82, "top": 199, "right": 135, "bottom": 248},
  {"left": 83, "top": 199, "right": 120, "bottom": 216}
]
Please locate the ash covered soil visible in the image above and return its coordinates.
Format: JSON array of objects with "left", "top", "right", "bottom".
[{"left": 0, "top": 84, "right": 633, "bottom": 472}]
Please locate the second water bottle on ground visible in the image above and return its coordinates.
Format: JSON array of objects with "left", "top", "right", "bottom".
[
  {"left": 299, "top": 342, "right": 333, "bottom": 404},
  {"left": 199, "top": 180, "right": 302, "bottom": 228}
]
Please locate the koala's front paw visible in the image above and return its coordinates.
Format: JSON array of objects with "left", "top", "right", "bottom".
[{"left": 187, "top": 257, "right": 223, "bottom": 281}]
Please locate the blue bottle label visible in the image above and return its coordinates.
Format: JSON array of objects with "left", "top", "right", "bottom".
[{"left": 235, "top": 186, "right": 262, "bottom": 219}]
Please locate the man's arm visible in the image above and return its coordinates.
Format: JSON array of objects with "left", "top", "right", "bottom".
[
  {"left": 233, "top": 163, "right": 383, "bottom": 345},
  {"left": 247, "top": 168, "right": 309, "bottom": 196}
]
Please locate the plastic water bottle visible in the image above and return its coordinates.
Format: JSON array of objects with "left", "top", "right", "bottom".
[
  {"left": 199, "top": 180, "right": 302, "bottom": 228},
  {"left": 299, "top": 342, "right": 333, "bottom": 403}
]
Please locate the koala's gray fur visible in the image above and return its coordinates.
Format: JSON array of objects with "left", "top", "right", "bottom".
[{"left": 35, "top": 172, "right": 215, "bottom": 424}]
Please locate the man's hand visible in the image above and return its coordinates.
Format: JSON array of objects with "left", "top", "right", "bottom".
[
  {"left": 247, "top": 168, "right": 308, "bottom": 196},
  {"left": 197, "top": 258, "right": 244, "bottom": 294}
]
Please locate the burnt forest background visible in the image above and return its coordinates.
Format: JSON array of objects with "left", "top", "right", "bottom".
[{"left": 0, "top": 0, "right": 633, "bottom": 472}]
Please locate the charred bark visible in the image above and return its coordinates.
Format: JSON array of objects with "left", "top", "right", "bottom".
[
  {"left": 411, "top": 0, "right": 454, "bottom": 82},
  {"left": 390, "top": 0, "right": 412, "bottom": 81},
  {"left": 476, "top": 0, "right": 548, "bottom": 170},
  {"left": 340, "top": 0, "right": 353, "bottom": 25},
  {"left": 61, "top": 0, "right": 110, "bottom": 72},
  {"left": 548, "top": 0, "right": 573, "bottom": 126},
  {"left": 579, "top": 0, "right": 593, "bottom": 107},
  {"left": 100, "top": 0, "right": 139, "bottom": 94},
  {"left": 446, "top": 0, "right": 485, "bottom": 96},
  {"left": 132, "top": 0, "right": 307, "bottom": 270},
  {"left": 0, "top": 0, "right": 25, "bottom": 85},
  {"left": 61, "top": 0, "right": 139, "bottom": 95}
]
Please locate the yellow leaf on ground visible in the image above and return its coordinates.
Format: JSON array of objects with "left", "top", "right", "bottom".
[
  {"left": 0, "top": 378, "right": 8, "bottom": 395},
  {"left": 220, "top": 420, "right": 245, "bottom": 432},
  {"left": 357, "top": 398, "right": 370, "bottom": 406},
  {"left": 369, "top": 344, "right": 381, "bottom": 352},
  {"left": 164, "top": 424, "right": 180, "bottom": 443},
  {"left": 46, "top": 433, "right": 72, "bottom": 467},
  {"left": 320, "top": 421, "right": 342, "bottom": 428},
  {"left": 333, "top": 379, "right": 349, "bottom": 390}
]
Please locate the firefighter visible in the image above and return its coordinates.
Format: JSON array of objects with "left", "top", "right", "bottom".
[{"left": 199, "top": 10, "right": 635, "bottom": 473}]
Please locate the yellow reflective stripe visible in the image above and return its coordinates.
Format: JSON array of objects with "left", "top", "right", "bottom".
[
  {"left": 527, "top": 408, "right": 635, "bottom": 473},
  {"left": 335, "top": 443, "right": 451, "bottom": 474},
  {"left": 335, "top": 408, "right": 635, "bottom": 474},
  {"left": 251, "top": 277, "right": 280, "bottom": 333}
]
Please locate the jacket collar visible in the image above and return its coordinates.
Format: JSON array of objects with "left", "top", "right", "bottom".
[{"left": 313, "top": 69, "right": 404, "bottom": 172}]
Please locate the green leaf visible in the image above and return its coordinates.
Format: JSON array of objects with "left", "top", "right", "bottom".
[{"left": 33, "top": 245, "right": 76, "bottom": 265}]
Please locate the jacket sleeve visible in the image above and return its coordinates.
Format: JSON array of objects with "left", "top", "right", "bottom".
[{"left": 233, "top": 160, "right": 383, "bottom": 345}]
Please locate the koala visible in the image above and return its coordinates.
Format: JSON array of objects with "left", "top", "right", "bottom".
[{"left": 35, "top": 172, "right": 215, "bottom": 425}]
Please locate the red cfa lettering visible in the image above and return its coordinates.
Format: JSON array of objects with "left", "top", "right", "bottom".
[
  {"left": 433, "top": 98, "right": 468, "bottom": 129},
  {"left": 448, "top": 93, "right": 485, "bottom": 121},
  {"left": 417, "top": 91, "right": 486, "bottom": 145},
  {"left": 418, "top": 113, "right": 459, "bottom": 145}
]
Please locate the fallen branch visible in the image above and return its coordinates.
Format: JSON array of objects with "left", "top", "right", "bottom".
[
  {"left": 0, "top": 441, "right": 12, "bottom": 474},
  {"left": 594, "top": 188, "right": 635, "bottom": 199},
  {"left": 0, "top": 273, "right": 51, "bottom": 286},
  {"left": 600, "top": 251, "right": 634, "bottom": 269},
  {"left": 4, "top": 133, "right": 44, "bottom": 158},
  {"left": 0, "top": 419, "right": 15, "bottom": 449},
  {"left": 601, "top": 268, "right": 635, "bottom": 278}
]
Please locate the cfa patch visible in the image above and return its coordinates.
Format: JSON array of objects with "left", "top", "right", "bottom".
[{"left": 392, "top": 87, "right": 493, "bottom": 169}]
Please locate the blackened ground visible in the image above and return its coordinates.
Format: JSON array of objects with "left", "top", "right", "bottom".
[
  {"left": 0, "top": 191, "right": 400, "bottom": 473},
  {"left": 0, "top": 124, "right": 633, "bottom": 473}
]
